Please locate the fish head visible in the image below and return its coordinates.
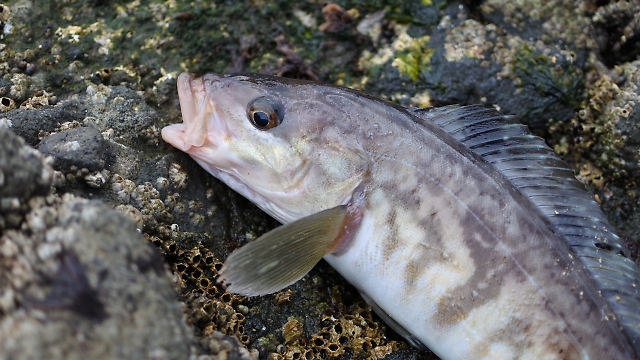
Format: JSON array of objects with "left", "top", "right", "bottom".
[{"left": 162, "top": 73, "right": 370, "bottom": 223}]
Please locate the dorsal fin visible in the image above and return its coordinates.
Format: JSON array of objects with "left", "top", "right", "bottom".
[{"left": 408, "top": 105, "right": 640, "bottom": 351}]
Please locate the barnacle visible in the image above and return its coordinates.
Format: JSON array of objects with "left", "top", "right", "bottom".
[
  {"left": 84, "top": 171, "right": 107, "bottom": 188},
  {"left": 549, "top": 62, "right": 640, "bottom": 189},
  {"left": 111, "top": 174, "right": 136, "bottom": 202},
  {"left": 168, "top": 163, "right": 188, "bottom": 190},
  {"left": 158, "top": 239, "right": 251, "bottom": 347},
  {"left": 268, "top": 304, "right": 402, "bottom": 359},
  {"left": 139, "top": 125, "right": 160, "bottom": 146},
  {"left": 20, "top": 90, "right": 54, "bottom": 109},
  {"left": 156, "top": 177, "right": 169, "bottom": 190},
  {"left": 0, "top": 97, "right": 15, "bottom": 112}
]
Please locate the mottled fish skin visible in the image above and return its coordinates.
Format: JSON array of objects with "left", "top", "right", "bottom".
[{"left": 162, "top": 73, "right": 640, "bottom": 360}]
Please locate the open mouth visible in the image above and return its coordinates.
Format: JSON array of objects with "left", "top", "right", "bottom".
[
  {"left": 179, "top": 72, "right": 208, "bottom": 149},
  {"left": 161, "top": 73, "right": 230, "bottom": 152}
]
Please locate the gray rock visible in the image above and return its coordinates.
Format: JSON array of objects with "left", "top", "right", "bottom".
[
  {"left": 0, "top": 128, "right": 52, "bottom": 200},
  {"left": 37, "top": 126, "right": 111, "bottom": 172},
  {"left": 0, "top": 127, "right": 193, "bottom": 360},
  {"left": 2, "top": 101, "right": 89, "bottom": 146},
  {"left": 0, "top": 196, "right": 194, "bottom": 360}
]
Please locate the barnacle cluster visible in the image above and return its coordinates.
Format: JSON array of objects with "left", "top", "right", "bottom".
[
  {"left": 444, "top": 19, "right": 497, "bottom": 63},
  {"left": 550, "top": 61, "right": 640, "bottom": 190},
  {"left": 19, "top": 90, "right": 54, "bottom": 110},
  {"left": 110, "top": 168, "right": 256, "bottom": 353},
  {"left": 268, "top": 305, "right": 401, "bottom": 360},
  {"left": 146, "top": 220, "right": 407, "bottom": 359},
  {"left": 158, "top": 239, "right": 252, "bottom": 347},
  {"left": 480, "top": 0, "right": 595, "bottom": 49}
]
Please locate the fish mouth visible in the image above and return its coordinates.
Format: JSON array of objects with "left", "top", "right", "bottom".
[
  {"left": 179, "top": 72, "right": 208, "bottom": 149},
  {"left": 161, "top": 72, "right": 230, "bottom": 152}
]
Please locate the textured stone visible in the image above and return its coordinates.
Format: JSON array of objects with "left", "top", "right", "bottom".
[
  {"left": 37, "top": 126, "right": 111, "bottom": 172},
  {"left": 0, "top": 128, "right": 52, "bottom": 200}
]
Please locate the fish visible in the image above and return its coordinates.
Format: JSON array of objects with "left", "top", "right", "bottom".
[{"left": 161, "top": 72, "right": 640, "bottom": 360}]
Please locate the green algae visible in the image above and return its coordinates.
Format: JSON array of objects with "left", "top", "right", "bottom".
[
  {"left": 513, "top": 46, "right": 585, "bottom": 112},
  {"left": 391, "top": 33, "right": 433, "bottom": 81}
]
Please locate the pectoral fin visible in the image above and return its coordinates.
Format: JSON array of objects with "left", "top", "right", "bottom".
[{"left": 218, "top": 204, "right": 361, "bottom": 296}]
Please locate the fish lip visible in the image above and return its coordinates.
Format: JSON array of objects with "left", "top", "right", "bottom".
[
  {"left": 177, "top": 72, "right": 196, "bottom": 127},
  {"left": 163, "top": 72, "right": 231, "bottom": 153},
  {"left": 178, "top": 72, "right": 208, "bottom": 149},
  {"left": 161, "top": 73, "right": 204, "bottom": 152}
]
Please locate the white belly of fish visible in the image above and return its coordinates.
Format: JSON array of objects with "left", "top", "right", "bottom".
[{"left": 324, "top": 186, "right": 587, "bottom": 360}]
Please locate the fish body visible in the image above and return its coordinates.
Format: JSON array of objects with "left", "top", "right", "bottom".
[{"left": 162, "top": 73, "right": 640, "bottom": 360}]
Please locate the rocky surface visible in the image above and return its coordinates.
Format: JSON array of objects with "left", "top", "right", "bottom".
[
  {"left": 0, "top": 1, "right": 639, "bottom": 359},
  {"left": 0, "top": 128, "right": 195, "bottom": 360}
]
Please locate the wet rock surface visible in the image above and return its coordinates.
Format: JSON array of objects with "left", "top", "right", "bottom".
[
  {"left": 0, "top": 128, "right": 195, "bottom": 360},
  {"left": 4, "top": 100, "right": 89, "bottom": 146},
  {"left": 37, "top": 126, "right": 111, "bottom": 172},
  {"left": 0, "top": 1, "right": 639, "bottom": 359},
  {"left": 0, "top": 197, "right": 192, "bottom": 360},
  {"left": 0, "top": 128, "right": 51, "bottom": 202},
  {"left": 0, "top": 124, "right": 260, "bottom": 360}
]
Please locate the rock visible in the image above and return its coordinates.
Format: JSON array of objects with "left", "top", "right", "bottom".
[
  {"left": 0, "top": 128, "right": 52, "bottom": 200},
  {"left": 37, "top": 126, "right": 111, "bottom": 172},
  {"left": 0, "top": 207, "right": 257, "bottom": 358},
  {"left": 0, "top": 196, "right": 194, "bottom": 360},
  {"left": 0, "top": 127, "right": 196, "bottom": 360},
  {"left": 2, "top": 100, "right": 89, "bottom": 146}
]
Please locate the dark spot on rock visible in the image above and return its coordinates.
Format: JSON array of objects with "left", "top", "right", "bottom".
[
  {"left": 66, "top": 47, "right": 84, "bottom": 61},
  {"left": 132, "top": 245, "right": 166, "bottom": 276},
  {"left": 38, "top": 39, "right": 52, "bottom": 51},
  {"left": 257, "top": 345, "right": 269, "bottom": 359},
  {"left": 25, "top": 63, "right": 37, "bottom": 76},
  {"left": 274, "top": 35, "right": 319, "bottom": 81},
  {"left": 319, "top": 4, "right": 353, "bottom": 33},
  {"left": 90, "top": 72, "right": 102, "bottom": 84},
  {"left": 24, "top": 251, "right": 108, "bottom": 322}
]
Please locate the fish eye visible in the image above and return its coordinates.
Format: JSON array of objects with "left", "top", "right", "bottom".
[{"left": 247, "top": 96, "right": 284, "bottom": 130}]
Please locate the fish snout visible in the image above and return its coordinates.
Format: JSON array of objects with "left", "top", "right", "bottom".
[{"left": 160, "top": 123, "right": 191, "bottom": 152}]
